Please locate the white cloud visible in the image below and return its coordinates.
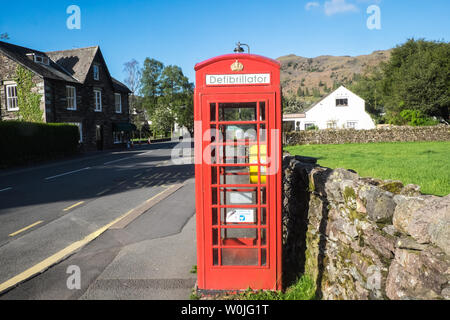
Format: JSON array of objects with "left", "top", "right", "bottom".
[
  {"left": 324, "top": 0, "right": 359, "bottom": 16},
  {"left": 356, "top": 0, "right": 381, "bottom": 3},
  {"left": 305, "top": 2, "right": 320, "bottom": 10}
]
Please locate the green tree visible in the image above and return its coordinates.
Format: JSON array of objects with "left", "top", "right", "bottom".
[
  {"left": 350, "top": 66, "right": 385, "bottom": 119},
  {"left": 140, "top": 58, "right": 164, "bottom": 116},
  {"left": 312, "top": 87, "right": 321, "bottom": 98},
  {"left": 15, "top": 66, "right": 43, "bottom": 123},
  {"left": 283, "top": 95, "right": 305, "bottom": 114},
  {"left": 159, "top": 65, "right": 194, "bottom": 135},
  {"left": 139, "top": 58, "right": 194, "bottom": 136},
  {"left": 381, "top": 39, "right": 449, "bottom": 120},
  {"left": 150, "top": 103, "right": 175, "bottom": 137}
]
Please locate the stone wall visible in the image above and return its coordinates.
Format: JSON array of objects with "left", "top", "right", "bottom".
[
  {"left": 0, "top": 52, "right": 46, "bottom": 121},
  {"left": 282, "top": 155, "right": 449, "bottom": 300},
  {"left": 285, "top": 125, "right": 450, "bottom": 146}
]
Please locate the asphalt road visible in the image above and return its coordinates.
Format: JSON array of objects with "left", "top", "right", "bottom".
[{"left": 0, "top": 140, "right": 196, "bottom": 299}]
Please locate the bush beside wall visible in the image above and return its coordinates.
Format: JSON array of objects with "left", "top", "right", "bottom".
[
  {"left": 283, "top": 155, "right": 450, "bottom": 300},
  {"left": 285, "top": 125, "right": 450, "bottom": 146},
  {"left": 0, "top": 121, "right": 80, "bottom": 168}
]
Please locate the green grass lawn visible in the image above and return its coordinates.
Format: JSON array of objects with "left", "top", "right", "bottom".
[{"left": 285, "top": 141, "right": 450, "bottom": 196}]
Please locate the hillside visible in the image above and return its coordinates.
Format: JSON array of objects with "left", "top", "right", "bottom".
[{"left": 277, "top": 49, "right": 391, "bottom": 105}]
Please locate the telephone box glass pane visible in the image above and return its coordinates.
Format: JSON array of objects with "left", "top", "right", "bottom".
[
  {"left": 219, "top": 144, "right": 250, "bottom": 164},
  {"left": 209, "top": 125, "right": 217, "bottom": 164},
  {"left": 260, "top": 187, "right": 267, "bottom": 204},
  {"left": 212, "top": 208, "right": 218, "bottom": 225},
  {"left": 220, "top": 187, "right": 257, "bottom": 205},
  {"left": 210, "top": 103, "right": 216, "bottom": 121},
  {"left": 221, "top": 248, "right": 258, "bottom": 266},
  {"left": 220, "top": 166, "right": 250, "bottom": 185},
  {"left": 261, "top": 249, "right": 267, "bottom": 266},
  {"left": 261, "top": 229, "right": 267, "bottom": 245},
  {"left": 221, "top": 228, "right": 257, "bottom": 243},
  {"left": 260, "top": 207, "right": 267, "bottom": 225},
  {"left": 212, "top": 228, "right": 218, "bottom": 245},
  {"left": 259, "top": 124, "right": 267, "bottom": 142},
  {"left": 220, "top": 124, "right": 257, "bottom": 143},
  {"left": 259, "top": 102, "right": 266, "bottom": 121},
  {"left": 219, "top": 103, "right": 257, "bottom": 121},
  {"left": 211, "top": 187, "right": 217, "bottom": 204},
  {"left": 213, "top": 249, "right": 219, "bottom": 266},
  {"left": 211, "top": 166, "right": 217, "bottom": 184}
]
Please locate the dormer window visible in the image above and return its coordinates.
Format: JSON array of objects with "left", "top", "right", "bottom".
[
  {"left": 31, "top": 53, "right": 50, "bottom": 65},
  {"left": 93, "top": 65, "right": 100, "bottom": 80},
  {"left": 26, "top": 53, "right": 50, "bottom": 65}
]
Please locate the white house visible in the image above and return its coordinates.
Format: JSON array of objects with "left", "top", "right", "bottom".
[{"left": 283, "top": 86, "right": 376, "bottom": 131}]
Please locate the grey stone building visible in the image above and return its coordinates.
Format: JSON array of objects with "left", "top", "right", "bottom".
[{"left": 0, "top": 41, "right": 133, "bottom": 151}]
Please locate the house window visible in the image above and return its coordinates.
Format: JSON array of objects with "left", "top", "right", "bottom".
[
  {"left": 113, "top": 131, "right": 125, "bottom": 144},
  {"left": 114, "top": 93, "right": 122, "bottom": 113},
  {"left": 327, "top": 121, "right": 337, "bottom": 129},
  {"left": 6, "top": 84, "right": 19, "bottom": 111},
  {"left": 94, "top": 90, "right": 102, "bottom": 112},
  {"left": 347, "top": 121, "right": 358, "bottom": 129},
  {"left": 68, "top": 122, "right": 83, "bottom": 143},
  {"left": 336, "top": 98, "right": 348, "bottom": 107},
  {"left": 93, "top": 65, "right": 100, "bottom": 80},
  {"left": 66, "top": 86, "right": 77, "bottom": 110},
  {"left": 305, "top": 123, "right": 316, "bottom": 130}
]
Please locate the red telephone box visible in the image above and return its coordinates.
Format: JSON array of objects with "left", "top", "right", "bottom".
[{"left": 194, "top": 53, "right": 282, "bottom": 292}]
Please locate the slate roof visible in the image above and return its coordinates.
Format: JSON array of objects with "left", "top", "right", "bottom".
[
  {"left": 112, "top": 78, "right": 132, "bottom": 94},
  {"left": 0, "top": 41, "right": 131, "bottom": 93},
  {"left": 0, "top": 41, "right": 79, "bottom": 83},
  {"left": 46, "top": 46, "right": 99, "bottom": 83}
]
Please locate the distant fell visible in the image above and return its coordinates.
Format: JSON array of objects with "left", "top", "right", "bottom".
[{"left": 277, "top": 49, "right": 391, "bottom": 99}]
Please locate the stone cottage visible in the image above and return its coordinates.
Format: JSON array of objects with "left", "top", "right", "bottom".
[{"left": 0, "top": 41, "right": 133, "bottom": 151}]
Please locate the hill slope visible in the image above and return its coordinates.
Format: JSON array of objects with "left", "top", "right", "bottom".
[{"left": 277, "top": 50, "right": 391, "bottom": 102}]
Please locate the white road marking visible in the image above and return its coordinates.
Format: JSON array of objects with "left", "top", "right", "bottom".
[
  {"left": 0, "top": 187, "right": 12, "bottom": 193},
  {"left": 44, "top": 167, "right": 91, "bottom": 180},
  {"left": 104, "top": 157, "right": 132, "bottom": 165}
]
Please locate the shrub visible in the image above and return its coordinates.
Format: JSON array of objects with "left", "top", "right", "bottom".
[
  {"left": 399, "top": 109, "right": 439, "bottom": 126},
  {"left": 387, "top": 109, "right": 439, "bottom": 126},
  {"left": 0, "top": 121, "right": 79, "bottom": 167},
  {"left": 306, "top": 125, "right": 319, "bottom": 131}
]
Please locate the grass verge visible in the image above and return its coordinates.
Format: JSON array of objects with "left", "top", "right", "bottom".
[
  {"left": 285, "top": 141, "right": 450, "bottom": 196},
  {"left": 236, "top": 275, "right": 316, "bottom": 300}
]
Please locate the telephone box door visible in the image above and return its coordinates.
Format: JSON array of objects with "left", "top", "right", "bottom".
[{"left": 201, "top": 93, "right": 279, "bottom": 290}]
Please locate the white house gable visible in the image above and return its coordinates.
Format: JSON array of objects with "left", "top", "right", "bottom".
[{"left": 284, "top": 86, "right": 376, "bottom": 131}]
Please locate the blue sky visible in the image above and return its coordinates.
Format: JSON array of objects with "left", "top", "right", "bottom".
[{"left": 0, "top": 0, "right": 449, "bottom": 83}]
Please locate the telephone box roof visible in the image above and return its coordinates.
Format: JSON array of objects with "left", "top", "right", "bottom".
[{"left": 194, "top": 53, "right": 280, "bottom": 71}]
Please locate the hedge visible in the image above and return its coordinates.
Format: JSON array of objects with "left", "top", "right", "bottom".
[{"left": 0, "top": 121, "right": 80, "bottom": 167}]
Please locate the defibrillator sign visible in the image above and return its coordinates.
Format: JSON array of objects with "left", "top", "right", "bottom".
[
  {"left": 206, "top": 73, "right": 271, "bottom": 86},
  {"left": 226, "top": 209, "right": 255, "bottom": 223}
]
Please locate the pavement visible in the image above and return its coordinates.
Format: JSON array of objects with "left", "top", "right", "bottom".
[{"left": 0, "top": 140, "right": 198, "bottom": 300}]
